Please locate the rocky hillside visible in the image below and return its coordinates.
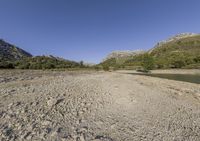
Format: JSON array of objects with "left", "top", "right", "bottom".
[
  {"left": 149, "top": 33, "right": 200, "bottom": 68},
  {"left": 0, "top": 40, "right": 83, "bottom": 69},
  {"left": 103, "top": 50, "right": 145, "bottom": 61},
  {"left": 100, "top": 50, "right": 146, "bottom": 69},
  {"left": 0, "top": 39, "right": 32, "bottom": 61}
]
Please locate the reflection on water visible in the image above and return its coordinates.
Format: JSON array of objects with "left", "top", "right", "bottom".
[{"left": 129, "top": 73, "right": 200, "bottom": 84}]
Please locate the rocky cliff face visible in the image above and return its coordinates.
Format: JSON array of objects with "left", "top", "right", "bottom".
[
  {"left": 103, "top": 50, "right": 146, "bottom": 61},
  {"left": 0, "top": 39, "right": 32, "bottom": 61}
]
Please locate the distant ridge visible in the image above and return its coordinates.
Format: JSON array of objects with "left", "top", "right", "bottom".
[
  {"left": 103, "top": 50, "right": 146, "bottom": 61},
  {"left": 0, "top": 40, "right": 82, "bottom": 69}
]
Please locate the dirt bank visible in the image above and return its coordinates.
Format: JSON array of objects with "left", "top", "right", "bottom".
[
  {"left": 151, "top": 69, "right": 200, "bottom": 75},
  {"left": 117, "top": 69, "right": 200, "bottom": 75}
]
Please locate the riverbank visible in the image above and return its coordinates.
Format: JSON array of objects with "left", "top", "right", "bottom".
[
  {"left": 151, "top": 69, "right": 200, "bottom": 75},
  {"left": 116, "top": 69, "right": 200, "bottom": 84},
  {"left": 116, "top": 69, "right": 200, "bottom": 75}
]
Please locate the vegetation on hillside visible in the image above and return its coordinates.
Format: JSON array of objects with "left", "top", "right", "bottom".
[
  {"left": 14, "top": 56, "right": 82, "bottom": 69},
  {"left": 0, "top": 56, "right": 84, "bottom": 69},
  {"left": 99, "top": 35, "right": 200, "bottom": 70},
  {"left": 1, "top": 34, "right": 200, "bottom": 70},
  {"left": 0, "top": 60, "right": 15, "bottom": 69},
  {"left": 141, "top": 54, "right": 154, "bottom": 71},
  {"left": 151, "top": 35, "right": 200, "bottom": 69}
]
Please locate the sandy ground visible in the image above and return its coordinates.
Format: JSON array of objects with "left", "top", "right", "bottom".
[{"left": 0, "top": 70, "right": 200, "bottom": 141}]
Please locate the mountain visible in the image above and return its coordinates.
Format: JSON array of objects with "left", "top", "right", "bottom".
[
  {"left": 0, "top": 40, "right": 83, "bottom": 69},
  {"left": 0, "top": 39, "right": 32, "bottom": 61},
  {"left": 150, "top": 33, "right": 198, "bottom": 53},
  {"left": 148, "top": 33, "right": 200, "bottom": 68},
  {"left": 99, "top": 33, "right": 200, "bottom": 69}
]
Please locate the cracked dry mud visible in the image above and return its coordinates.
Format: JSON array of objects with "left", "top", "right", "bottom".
[{"left": 0, "top": 70, "right": 200, "bottom": 141}]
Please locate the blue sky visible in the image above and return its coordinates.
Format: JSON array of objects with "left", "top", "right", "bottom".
[{"left": 0, "top": 0, "right": 200, "bottom": 63}]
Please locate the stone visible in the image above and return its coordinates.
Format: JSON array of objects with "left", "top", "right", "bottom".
[
  {"left": 41, "top": 120, "right": 51, "bottom": 126},
  {"left": 47, "top": 98, "right": 57, "bottom": 107}
]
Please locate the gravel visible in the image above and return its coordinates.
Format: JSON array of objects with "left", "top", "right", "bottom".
[{"left": 0, "top": 70, "right": 200, "bottom": 141}]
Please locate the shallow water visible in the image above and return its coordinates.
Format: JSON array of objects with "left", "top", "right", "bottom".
[{"left": 130, "top": 73, "right": 200, "bottom": 84}]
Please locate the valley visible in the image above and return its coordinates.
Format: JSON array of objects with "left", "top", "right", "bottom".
[{"left": 1, "top": 1, "right": 200, "bottom": 140}]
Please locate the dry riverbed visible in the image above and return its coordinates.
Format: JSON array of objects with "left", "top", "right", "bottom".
[{"left": 0, "top": 70, "right": 200, "bottom": 141}]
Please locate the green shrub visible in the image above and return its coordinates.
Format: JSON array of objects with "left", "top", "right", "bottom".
[
  {"left": 194, "top": 56, "right": 200, "bottom": 63},
  {"left": 102, "top": 65, "right": 109, "bottom": 71},
  {"left": 94, "top": 66, "right": 101, "bottom": 71},
  {"left": 0, "top": 61, "right": 14, "bottom": 69},
  {"left": 142, "top": 54, "right": 154, "bottom": 70},
  {"left": 13, "top": 56, "right": 82, "bottom": 70},
  {"left": 171, "top": 60, "right": 185, "bottom": 68}
]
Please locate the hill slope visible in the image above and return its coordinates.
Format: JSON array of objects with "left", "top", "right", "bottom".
[
  {"left": 15, "top": 56, "right": 82, "bottom": 69},
  {"left": 0, "top": 39, "right": 32, "bottom": 61},
  {"left": 100, "top": 50, "right": 146, "bottom": 69},
  {"left": 100, "top": 33, "right": 200, "bottom": 69},
  {"left": 149, "top": 33, "right": 200, "bottom": 68},
  {"left": 0, "top": 40, "right": 83, "bottom": 69}
]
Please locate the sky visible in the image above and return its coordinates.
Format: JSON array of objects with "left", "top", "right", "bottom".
[{"left": 0, "top": 0, "right": 200, "bottom": 63}]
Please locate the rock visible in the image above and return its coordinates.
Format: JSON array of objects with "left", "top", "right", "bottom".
[
  {"left": 26, "top": 134, "right": 32, "bottom": 140},
  {"left": 45, "top": 127, "right": 52, "bottom": 134},
  {"left": 47, "top": 97, "right": 64, "bottom": 107},
  {"left": 15, "top": 101, "right": 21, "bottom": 106},
  {"left": 41, "top": 120, "right": 51, "bottom": 126},
  {"left": 50, "top": 131, "right": 58, "bottom": 137},
  {"left": 79, "top": 134, "right": 85, "bottom": 141},
  {"left": 47, "top": 98, "right": 58, "bottom": 107},
  {"left": 8, "top": 103, "right": 13, "bottom": 108}
]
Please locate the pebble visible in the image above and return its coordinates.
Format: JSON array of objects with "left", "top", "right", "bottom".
[
  {"left": 47, "top": 98, "right": 58, "bottom": 107},
  {"left": 41, "top": 120, "right": 51, "bottom": 126}
]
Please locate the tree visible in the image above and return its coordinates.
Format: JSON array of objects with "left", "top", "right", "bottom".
[
  {"left": 142, "top": 54, "right": 154, "bottom": 71},
  {"left": 102, "top": 65, "right": 109, "bottom": 71},
  {"left": 94, "top": 65, "right": 100, "bottom": 71},
  {"left": 0, "top": 61, "right": 14, "bottom": 69},
  {"left": 171, "top": 60, "right": 185, "bottom": 68},
  {"left": 194, "top": 56, "right": 200, "bottom": 63},
  {"left": 80, "top": 61, "right": 84, "bottom": 68}
]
